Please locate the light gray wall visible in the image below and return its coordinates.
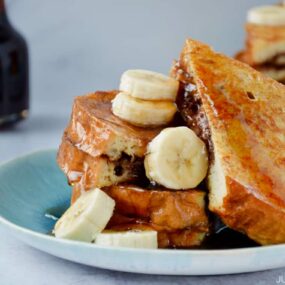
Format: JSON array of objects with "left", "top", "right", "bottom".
[{"left": 6, "top": 0, "right": 276, "bottom": 114}]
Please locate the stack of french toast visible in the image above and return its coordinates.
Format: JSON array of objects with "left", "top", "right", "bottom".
[
  {"left": 56, "top": 77, "right": 209, "bottom": 248},
  {"left": 236, "top": 3, "right": 285, "bottom": 83},
  {"left": 54, "top": 38, "right": 285, "bottom": 249}
]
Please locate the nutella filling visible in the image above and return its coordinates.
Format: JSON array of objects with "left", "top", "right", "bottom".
[{"left": 173, "top": 62, "right": 214, "bottom": 162}]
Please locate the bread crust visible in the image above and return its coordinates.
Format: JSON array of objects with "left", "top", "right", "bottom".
[
  {"left": 245, "top": 23, "right": 285, "bottom": 65},
  {"left": 173, "top": 38, "right": 285, "bottom": 245},
  {"left": 67, "top": 91, "right": 162, "bottom": 160},
  {"left": 72, "top": 184, "right": 209, "bottom": 248},
  {"left": 57, "top": 134, "right": 142, "bottom": 189}
]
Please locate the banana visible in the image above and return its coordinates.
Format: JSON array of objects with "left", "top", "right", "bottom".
[
  {"left": 247, "top": 5, "right": 285, "bottom": 26},
  {"left": 112, "top": 92, "right": 177, "bottom": 127},
  {"left": 120, "top": 69, "right": 179, "bottom": 101},
  {"left": 144, "top": 127, "right": 208, "bottom": 189},
  {"left": 95, "top": 230, "right": 158, "bottom": 249},
  {"left": 53, "top": 188, "right": 115, "bottom": 242}
]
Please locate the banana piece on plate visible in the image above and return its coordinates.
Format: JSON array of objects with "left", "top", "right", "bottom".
[
  {"left": 95, "top": 230, "right": 158, "bottom": 249},
  {"left": 54, "top": 188, "right": 115, "bottom": 242},
  {"left": 145, "top": 127, "right": 208, "bottom": 189},
  {"left": 247, "top": 5, "right": 285, "bottom": 26},
  {"left": 112, "top": 92, "right": 177, "bottom": 127},
  {"left": 120, "top": 69, "right": 179, "bottom": 101}
]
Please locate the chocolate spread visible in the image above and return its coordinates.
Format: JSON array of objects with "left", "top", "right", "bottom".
[{"left": 173, "top": 62, "right": 213, "bottom": 161}]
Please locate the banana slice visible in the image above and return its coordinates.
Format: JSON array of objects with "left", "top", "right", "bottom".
[
  {"left": 120, "top": 69, "right": 179, "bottom": 101},
  {"left": 144, "top": 127, "right": 208, "bottom": 189},
  {"left": 95, "top": 230, "right": 158, "bottom": 249},
  {"left": 112, "top": 92, "right": 177, "bottom": 127},
  {"left": 247, "top": 5, "right": 285, "bottom": 26},
  {"left": 54, "top": 188, "right": 115, "bottom": 242}
]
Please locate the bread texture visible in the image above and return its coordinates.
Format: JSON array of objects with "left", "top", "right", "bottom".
[
  {"left": 235, "top": 24, "right": 285, "bottom": 82},
  {"left": 72, "top": 184, "right": 209, "bottom": 248},
  {"left": 245, "top": 23, "right": 285, "bottom": 65},
  {"left": 172, "top": 38, "right": 285, "bottom": 245},
  {"left": 57, "top": 134, "right": 143, "bottom": 189},
  {"left": 67, "top": 91, "right": 162, "bottom": 160},
  {"left": 255, "top": 65, "right": 285, "bottom": 83}
]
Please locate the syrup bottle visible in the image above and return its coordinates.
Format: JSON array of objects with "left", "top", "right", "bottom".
[{"left": 0, "top": 0, "right": 29, "bottom": 127}]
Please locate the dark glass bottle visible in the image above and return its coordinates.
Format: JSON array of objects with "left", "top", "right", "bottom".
[{"left": 0, "top": 0, "right": 29, "bottom": 127}]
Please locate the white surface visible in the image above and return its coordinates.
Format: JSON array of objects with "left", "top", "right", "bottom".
[{"left": 1, "top": 0, "right": 284, "bottom": 284}]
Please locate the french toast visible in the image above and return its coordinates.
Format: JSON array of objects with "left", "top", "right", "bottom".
[
  {"left": 244, "top": 24, "right": 285, "bottom": 66},
  {"left": 236, "top": 24, "right": 285, "bottom": 83},
  {"left": 55, "top": 37, "right": 285, "bottom": 248},
  {"left": 56, "top": 87, "right": 210, "bottom": 248},
  {"left": 172, "top": 38, "right": 285, "bottom": 245},
  {"left": 72, "top": 184, "right": 209, "bottom": 248},
  {"left": 67, "top": 91, "right": 162, "bottom": 160},
  {"left": 235, "top": 4, "right": 285, "bottom": 82},
  {"left": 57, "top": 134, "right": 143, "bottom": 189},
  {"left": 236, "top": 49, "right": 285, "bottom": 83},
  {"left": 254, "top": 65, "right": 285, "bottom": 83},
  {"left": 72, "top": 184, "right": 208, "bottom": 231}
]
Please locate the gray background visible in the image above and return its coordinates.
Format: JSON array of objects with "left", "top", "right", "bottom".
[
  {"left": 0, "top": 0, "right": 277, "bottom": 162},
  {"left": 1, "top": 0, "right": 284, "bottom": 284}
]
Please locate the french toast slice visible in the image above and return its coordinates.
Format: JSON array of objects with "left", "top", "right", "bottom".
[
  {"left": 236, "top": 50, "right": 285, "bottom": 83},
  {"left": 57, "top": 134, "right": 143, "bottom": 189},
  {"left": 245, "top": 23, "right": 285, "bottom": 65},
  {"left": 105, "top": 185, "right": 208, "bottom": 232},
  {"left": 236, "top": 24, "right": 285, "bottom": 82},
  {"left": 67, "top": 91, "right": 162, "bottom": 160},
  {"left": 72, "top": 184, "right": 209, "bottom": 248},
  {"left": 172, "top": 38, "right": 285, "bottom": 245}
]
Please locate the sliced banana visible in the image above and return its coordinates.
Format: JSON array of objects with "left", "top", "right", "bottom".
[
  {"left": 54, "top": 188, "right": 115, "bottom": 242},
  {"left": 95, "top": 230, "right": 158, "bottom": 249},
  {"left": 112, "top": 92, "right": 177, "bottom": 127},
  {"left": 144, "top": 127, "right": 208, "bottom": 189},
  {"left": 247, "top": 5, "right": 285, "bottom": 26},
  {"left": 120, "top": 69, "right": 179, "bottom": 101}
]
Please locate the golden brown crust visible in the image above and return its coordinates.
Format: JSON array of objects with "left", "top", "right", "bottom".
[
  {"left": 235, "top": 24, "right": 285, "bottom": 82},
  {"left": 244, "top": 23, "right": 285, "bottom": 65},
  {"left": 72, "top": 184, "right": 209, "bottom": 248},
  {"left": 173, "top": 38, "right": 285, "bottom": 245},
  {"left": 235, "top": 50, "right": 285, "bottom": 82},
  {"left": 57, "top": 132, "right": 85, "bottom": 185},
  {"left": 72, "top": 184, "right": 209, "bottom": 232},
  {"left": 67, "top": 91, "right": 162, "bottom": 160},
  {"left": 57, "top": 134, "right": 142, "bottom": 189},
  {"left": 219, "top": 177, "right": 285, "bottom": 244}
]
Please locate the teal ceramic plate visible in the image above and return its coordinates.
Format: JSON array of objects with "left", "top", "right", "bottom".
[{"left": 1, "top": 150, "right": 285, "bottom": 275}]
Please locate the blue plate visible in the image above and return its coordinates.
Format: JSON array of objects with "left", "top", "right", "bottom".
[{"left": 1, "top": 150, "right": 285, "bottom": 275}]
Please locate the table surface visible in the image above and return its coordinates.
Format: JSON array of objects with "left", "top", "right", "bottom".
[{"left": 1, "top": 0, "right": 284, "bottom": 284}]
